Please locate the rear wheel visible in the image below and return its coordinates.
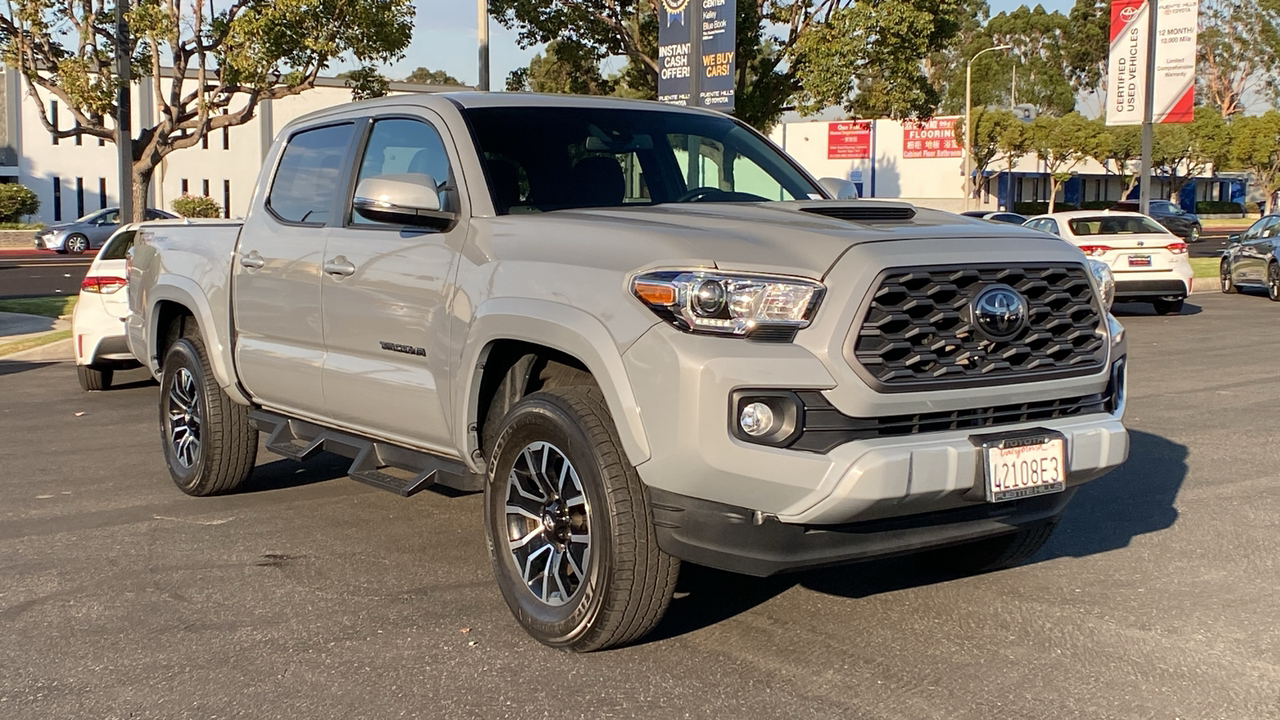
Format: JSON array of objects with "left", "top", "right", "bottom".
[
  {"left": 65, "top": 234, "right": 90, "bottom": 255},
  {"left": 76, "top": 364, "right": 113, "bottom": 392},
  {"left": 1221, "top": 261, "right": 1238, "bottom": 294},
  {"left": 484, "top": 387, "right": 679, "bottom": 652},
  {"left": 922, "top": 519, "right": 1059, "bottom": 576},
  {"left": 1268, "top": 262, "right": 1280, "bottom": 302},
  {"left": 159, "top": 333, "right": 257, "bottom": 496},
  {"left": 1153, "top": 298, "right": 1185, "bottom": 315},
  {"left": 1188, "top": 224, "right": 1201, "bottom": 243}
]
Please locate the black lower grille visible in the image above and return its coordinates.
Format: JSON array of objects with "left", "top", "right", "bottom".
[
  {"left": 790, "top": 383, "right": 1117, "bottom": 454},
  {"left": 848, "top": 264, "right": 1107, "bottom": 391}
]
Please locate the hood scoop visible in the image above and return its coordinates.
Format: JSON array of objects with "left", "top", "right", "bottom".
[{"left": 799, "top": 202, "right": 917, "bottom": 223}]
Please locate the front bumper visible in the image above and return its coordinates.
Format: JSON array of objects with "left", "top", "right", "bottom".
[
  {"left": 626, "top": 321, "right": 1127, "bottom": 523},
  {"left": 34, "top": 234, "right": 62, "bottom": 251}
]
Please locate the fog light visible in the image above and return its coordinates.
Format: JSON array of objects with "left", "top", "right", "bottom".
[{"left": 739, "top": 402, "right": 775, "bottom": 437}]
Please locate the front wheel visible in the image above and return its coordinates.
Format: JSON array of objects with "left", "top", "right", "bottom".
[
  {"left": 65, "top": 234, "right": 90, "bottom": 255},
  {"left": 1269, "top": 263, "right": 1280, "bottom": 302},
  {"left": 1187, "top": 224, "right": 1201, "bottom": 243},
  {"left": 1222, "top": 261, "right": 1238, "bottom": 294},
  {"left": 159, "top": 334, "right": 257, "bottom": 496},
  {"left": 1153, "top": 298, "right": 1185, "bottom": 316},
  {"left": 484, "top": 387, "right": 679, "bottom": 652}
]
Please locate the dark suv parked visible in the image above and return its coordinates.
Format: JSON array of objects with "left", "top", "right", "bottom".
[{"left": 1112, "top": 200, "right": 1202, "bottom": 242}]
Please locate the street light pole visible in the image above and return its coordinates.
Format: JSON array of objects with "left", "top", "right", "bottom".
[
  {"left": 477, "top": 0, "right": 490, "bottom": 91},
  {"left": 964, "top": 45, "right": 1012, "bottom": 211}
]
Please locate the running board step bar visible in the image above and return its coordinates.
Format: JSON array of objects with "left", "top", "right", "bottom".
[{"left": 249, "top": 409, "right": 484, "bottom": 495}]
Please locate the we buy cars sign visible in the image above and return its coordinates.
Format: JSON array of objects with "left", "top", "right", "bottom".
[
  {"left": 828, "top": 121, "right": 872, "bottom": 159},
  {"left": 1106, "top": 0, "right": 1198, "bottom": 126}
]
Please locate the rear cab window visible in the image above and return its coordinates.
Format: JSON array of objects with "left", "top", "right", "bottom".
[
  {"left": 100, "top": 231, "right": 137, "bottom": 260},
  {"left": 267, "top": 123, "right": 356, "bottom": 225}
]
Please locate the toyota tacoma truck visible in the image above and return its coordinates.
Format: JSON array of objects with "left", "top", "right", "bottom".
[{"left": 127, "top": 93, "right": 1129, "bottom": 652}]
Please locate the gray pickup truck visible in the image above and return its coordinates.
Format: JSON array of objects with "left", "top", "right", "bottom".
[{"left": 127, "top": 93, "right": 1129, "bottom": 651}]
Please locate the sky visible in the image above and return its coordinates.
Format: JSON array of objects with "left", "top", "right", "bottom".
[{"left": 349, "top": 0, "right": 1080, "bottom": 88}]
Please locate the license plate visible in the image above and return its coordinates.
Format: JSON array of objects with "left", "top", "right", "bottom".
[
  {"left": 981, "top": 433, "right": 1067, "bottom": 502},
  {"left": 1128, "top": 255, "right": 1152, "bottom": 267}
]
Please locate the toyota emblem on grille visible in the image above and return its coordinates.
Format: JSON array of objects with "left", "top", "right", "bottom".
[{"left": 971, "top": 284, "right": 1028, "bottom": 342}]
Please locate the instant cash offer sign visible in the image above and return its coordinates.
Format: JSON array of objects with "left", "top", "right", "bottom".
[
  {"left": 1106, "top": 0, "right": 1198, "bottom": 125},
  {"left": 657, "top": 0, "right": 737, "bottom": 111}
]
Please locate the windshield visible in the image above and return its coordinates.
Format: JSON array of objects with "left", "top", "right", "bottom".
[
  {"left": 75, "top": 208, "right": 112, "bottom": 223},
  {"left": 463, "top": 106, "right": 821, "bottom": 215},
  {"left": 1068, "top": 216, "right": 1167, "bottom": 236}
]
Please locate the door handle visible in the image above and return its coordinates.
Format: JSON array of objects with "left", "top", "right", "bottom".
[
  {"left": 240, "top": 251, "right": 265, "bottom": 270},
  {"left": 324, "top": 256, "right": 356, "bottom": 277}
]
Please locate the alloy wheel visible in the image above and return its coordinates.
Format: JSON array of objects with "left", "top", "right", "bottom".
[
  {"left": 167, "top": 367, "right": 202, "bottom": 468},
  {"left": 66, "top": 235, "right": 89, "bottom": 254},
  {"left": 1189, "top": 225, "right": 1200, "bottom": 242},
  {"left": 1270, "top": 264, "right": 1280, "bottom": 301},
  {"left": 503, "top": 441, "right": 591, "bottom": 607}
]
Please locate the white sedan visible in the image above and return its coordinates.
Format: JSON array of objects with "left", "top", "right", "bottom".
[
  {"left": 1024, "top": 210, "right": 1193, "bottom": 315},
  {"left": 71, "top": 225, "right": 144, "bottom": 390}
]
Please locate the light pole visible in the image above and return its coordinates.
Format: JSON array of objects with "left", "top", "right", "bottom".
[
  {"left": 964, "top": 44, "right": 1011, "bottom": 211},
  {"left": 477, "top": 0, "right": 489, "bottom": 91}
]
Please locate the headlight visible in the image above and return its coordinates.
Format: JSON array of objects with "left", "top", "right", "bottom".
[
  {"left": 632, "top": 270, "right": 824, "bottom": 340},
  {"left": 1087, "top": 259, "right": 1115, "bottom": 311}
]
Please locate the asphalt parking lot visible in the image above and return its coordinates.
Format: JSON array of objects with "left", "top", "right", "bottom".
[{"left": 2, "top": 292, "right": 1278, "bottom": 720}]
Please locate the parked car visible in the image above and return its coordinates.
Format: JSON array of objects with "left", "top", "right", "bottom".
[
  {"left": 72, "top": 225, "right": 144, "bottom": 390},
  {"left": 1220, "top": 214, "right": 1280, "bottom": 301},
  {"left": 1111, "top": 200, "right": 1201, "bottom": 242},
  {"left": 34, "top": 207, "right": 175, "bottom": 254},
  {"left": 960, "top": 210, "right": 1028, "bottom": 225},
  {"left": 127, "top": 93, "right": 1128, "bottom": 652},
  {"left": 1025, "top": 210, "right": 1192, "bottom": 315}
]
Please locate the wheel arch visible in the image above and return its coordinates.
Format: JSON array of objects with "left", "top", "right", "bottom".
[
  {"left": 147, "top": 277, "right": 249, "bottom": 405},
  {"left": 458, "top": 299, "right": 652, "bottom": 474}
]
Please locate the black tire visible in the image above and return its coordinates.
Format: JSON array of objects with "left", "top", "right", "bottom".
[
  {"left": 76, "top": 364, "right": 113, "bottom": 392},
  {"left": 1221, "top": 261, "right": 1238, "bottom": 294},
  {"left": 65, "top": 234, "right": 90, "bottom": 255},
  {"left": 484, "top": 387, "right": 679, "bottom": 652},
  {"left": 159, "top": 333, "right": 257, "bottom": 496},
  {"left": 1188, "top": 224, "right": 1201, "bottom": 243},
  {"left": 1269, "top": 262, "right": 1280, "bottom": 302},
  {"left": 922, "top": 519, "right": 1059, "bottom": 576},
  {"left": 1153, "top": 298, "right": 1185, "bottom": 315}
]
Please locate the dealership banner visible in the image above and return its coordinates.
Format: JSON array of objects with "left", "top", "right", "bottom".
[
  {"left": 1151, "top": 0, "right": 1197, "bottom": 123},
  {"left": 1106, "top": 0, "right": 1149, "bottom": 125},
  {"left": 828, "top": 121, "right": 872, "bottom": 159},
  {"left": 903, "top": 118, "right": 962, "bottom": 158},
  {"left": 657, "top": 0, "right": 736, "bottom": 111}
]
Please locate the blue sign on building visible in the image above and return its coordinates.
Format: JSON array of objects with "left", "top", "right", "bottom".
[{"left": 657, "top": 0, "right": 736, "bottom": 112}]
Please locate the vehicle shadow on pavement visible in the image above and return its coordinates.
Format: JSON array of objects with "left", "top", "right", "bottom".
[
  {"left": 1112, "top": 301, "right": 1203, "bottom": 317},
  {"left": 646, "top": 430, "right": 1185, "bottom": 641},
  {"left": 238, "top": 452, "right": 353, "bottom": 493},
  {"left": 0, "top": 359, "right": 59, "bottom": 376}
]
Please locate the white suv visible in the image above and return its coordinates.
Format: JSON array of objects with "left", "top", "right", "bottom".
[{"left": 1025, "top": 210, "right": 1193, "bottom": 315}]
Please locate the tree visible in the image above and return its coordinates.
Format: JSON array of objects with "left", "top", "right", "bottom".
[
  {"left": 171, "top": 193, "right": 223, "bottom": 218},
  {"left": 0, "top": 184, "right": 40, "bottom": 222},
  {"left": 0, "top": 0, "right": 414, "bottom": 214},
  {"left": 403, "top": 67, "right": 462, "bottom": 85},
  {"left": 336, "top": 67, "right": 392, "bottom": 100},
  {"left": 1063, "top": 0, "right": 1110, "bottom": 109},
  {"left": 1026, "top": 112, "right": 1093, "bottom": 212},
  {"left": 1198, "top": 0, "right": 1280, "bottom": 117},
  {"left": 1151, "top": 112, "right": 1230, "bottom": 199},
  {"left": 490, "top": 0, "right": 976, "bottom": 131},
  {"left": 506, "top": 40, "right": 615, "bottom": 94},
  {"left": 954, "top": 107, "right": 1020, "bottom": 198},
  {"left": 1226, "top": 111, "right": 1280, "bottom": 214},
  {"left": 1082, "top": 119, "right": 1141, "bottom": 200}
]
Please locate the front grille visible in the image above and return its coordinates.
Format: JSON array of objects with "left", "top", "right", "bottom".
[
  {"left": 847, "top": 264, "right": 1106, "bottom": 390},
  {"left": 790, "top": 382, "right": 1117, "bottom": 454}
]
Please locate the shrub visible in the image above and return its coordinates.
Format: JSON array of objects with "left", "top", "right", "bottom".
[
  {"left": 1195, "top": 201, "right": 1244, "bottom": 215},
  {"left": 1245, "top": 201, "right": 1262, "bottom": 215},
  {"left": 1078, "top": 200, "right": 1114, "bottom": 210},
  {"left": 171, "top": 194, "right": 223, "bottom": 218},
  {"left": 0, "top": 184, "right": 41, "bottom": 223}
]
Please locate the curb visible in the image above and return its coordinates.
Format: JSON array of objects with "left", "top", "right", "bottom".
[
  {"left": 2, "top": 337, "right": 74, "bottom": 362},
  {"left": 1191, "top": 276, "right": 1222, "bottom": 294}
]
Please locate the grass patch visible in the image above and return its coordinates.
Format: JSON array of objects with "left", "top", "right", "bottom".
[
  {"left": 0, "top": 296, "right": 78, "bottom": 318},
  {"left": 0, "top": 328, "right": 72, "bottom": 357},
  {"left": 1203, "top": 217, "right": 1262, "bottom": 229},
  {"left": 1190, "top": 257, "right": 1219, "bottom": 278}
]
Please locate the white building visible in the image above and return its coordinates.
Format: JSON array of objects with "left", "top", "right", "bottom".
[{"left": 1, "top": 65, "right": 465, "bottom": 223}]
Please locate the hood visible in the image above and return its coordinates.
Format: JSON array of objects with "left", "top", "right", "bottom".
[
  {"left": 490, "top": 201, "right": 1067, "bottom": 278},
  {"left": 40, "top": 223, "right": 75, "bottom": 234}
]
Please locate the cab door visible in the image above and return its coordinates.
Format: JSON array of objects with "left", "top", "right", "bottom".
[
  {"left": 1236, "top": 217, "right": 1276, "bottom": 283},
  {"left": 232, "top": 121, "right": 358, "bottom": 416},
  {"left": 318, "top": 112, "right": 467, "bottom": 452}
]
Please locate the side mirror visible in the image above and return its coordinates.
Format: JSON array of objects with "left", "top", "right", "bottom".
[
  {"left": 1228, "top": 234, "right": 1241, "bottom": 244},
  {"left": 817, "top": 177, "right": 860, "bottom": 200},
  {"left": 353, "top": 173, "right": 454, "bottom": 229}
]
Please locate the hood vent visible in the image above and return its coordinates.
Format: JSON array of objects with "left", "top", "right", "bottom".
[{"left": 800, "top": 203, "right": 917, "bottom": 222}]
